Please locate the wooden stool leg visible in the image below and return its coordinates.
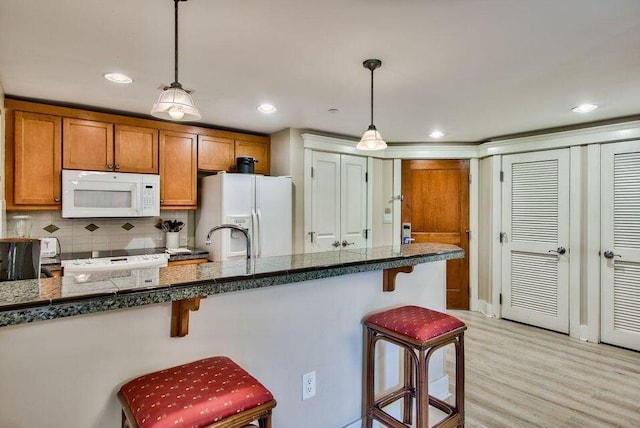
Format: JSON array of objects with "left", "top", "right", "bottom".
[
  {"left": 403, "top": 348, "right": 414, "bottom": 424},
  {"left": 259, "top": 412, "right": 272, "bottom": 428},
  {"left": 364, "top": 328, "right": 375, "bottom": 428},
  {"left": 416, "top": 348, "right": 429, "bottom": 428},
  {"left": 456, "top": 334, "right": 465, "bottom": 427}
]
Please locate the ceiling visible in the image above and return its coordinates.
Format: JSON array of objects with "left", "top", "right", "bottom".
[{"left": 1, "top": 0, "right": 640, "bottom": 143}]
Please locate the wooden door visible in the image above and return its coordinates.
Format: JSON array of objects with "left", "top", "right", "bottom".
[
  {"left": 198, "top": 135, "right": 235, "bottom": 171},
  {"left": 307, "top": 151, "right": 341, "bottom": 252},
  {"left": 62, "top": 118, "right": 113, "bottom": 171},
  {"left": 501, "top": 149, "right": 570, "bottom": 333},
  {"left": 340, "top": 154, "right": 368, "bottom": 249},
  {"left": 601, "top": 141, "right": 640, "bottom": 351},
  {"left": 114, "top": 125, "right": 158, "bottom": 173},
  {"left": 402, "top": 159, "right": 469, "bottom": 309},
  {"left": 12, "top": 111, "right": 62, "bottom": 207},
  {"left": 159, "top": 130, "right": 197, "bottom": 208},
  {"left": 235, "top": 139, "right": 270, "bottom": 175}
]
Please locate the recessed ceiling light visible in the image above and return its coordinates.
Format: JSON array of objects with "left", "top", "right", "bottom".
[
  {"left": 571, "top": 103, "right": 598, "bottom": 113},
  {"left": 103, "top": 72, "right": 133, "bottom": 84},
  {"left": 429, "top": 130, "right": 445, "bottom": 139},
  {"left": 257, "top": 104, "right": 277, "bottom": 114}
]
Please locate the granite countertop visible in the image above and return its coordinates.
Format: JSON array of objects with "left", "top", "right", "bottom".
[{"left": 0, "top": 243, "right": 464, "bottom": 327}]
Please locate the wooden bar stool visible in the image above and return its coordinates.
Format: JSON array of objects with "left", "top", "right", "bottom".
[
  {"left": 363, "top": 305, "right": 466, "bottom": 428},
  {"left": 118, "top": 356, "right": 276, "bottom": 428}
]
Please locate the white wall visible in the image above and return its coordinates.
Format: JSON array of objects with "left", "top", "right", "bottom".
[
  {"left": 371, "top": 158, "right": 394, "bottom": 247},
  {"left": 0, "top": 262, "right": 447, "bottom": 428},
  {"left": 270, "top": 128, "right": 305, "bottom": 253},
  {"left": 0, "top": 82, "right": 5, "bottom": 237}
]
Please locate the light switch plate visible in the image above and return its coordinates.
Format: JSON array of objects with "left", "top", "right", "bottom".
[{"left": 40, "top": 237, "right": 58, "bottom": 257}]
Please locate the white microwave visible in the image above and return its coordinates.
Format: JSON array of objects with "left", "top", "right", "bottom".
[{"left": 62, "top": 170, "right": 160, "bottom": 218}]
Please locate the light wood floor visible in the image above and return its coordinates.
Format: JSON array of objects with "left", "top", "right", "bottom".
[{"left": 446, "top": 310, "right": 640, "bottom": 428}]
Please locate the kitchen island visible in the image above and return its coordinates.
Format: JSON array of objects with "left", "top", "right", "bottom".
[{"left": 0, "top": 243, "right": 462, "bottom": 428}]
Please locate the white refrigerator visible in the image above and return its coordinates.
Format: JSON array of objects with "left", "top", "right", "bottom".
[{"left": 196, "top": 173, "right": 292, "bottom": 261}]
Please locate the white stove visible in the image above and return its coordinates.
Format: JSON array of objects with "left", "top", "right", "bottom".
[{"left": 61, "top": 253, "right": 169, "bottom": 274}]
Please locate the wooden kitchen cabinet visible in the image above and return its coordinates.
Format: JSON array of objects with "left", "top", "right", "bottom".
[
  {"left": 63, "top": 118, "right": 114, "bottom": 171},
  {"left": 114, "top": 125, "right": 159, "bottom": 173},
  {"left": 63, "top": 119, "right": 158, "bottom": 173},
  {"left": 159, "top": 130, "right": 197, "bottom": 208},
  {"left": 8, "top": 111, "right": 62, "bottom": 209},
  {"left": 197, "top": 135, "right": 235, "bottom": 171},
  {"left": 235, "top": 139, "right": 270, "bottom": 175},
  {"left": 167, "top": 258, "right": 208, "bottom": 267}
]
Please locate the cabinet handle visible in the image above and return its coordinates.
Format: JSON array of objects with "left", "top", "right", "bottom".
[
  {"left": 341, "top": 240, "right": 355, "bottom": 247},
  {"left": 332, "top": 240, "right": 341, "bottom": 248},
  {"left": 160, "top": 198, "right": 164, "bottom": 204},
  {"left": 54, "top": 197, "right": 61, "bottom": 203},
  {"left": 107, "top": 163, "right": 113, "bottom": 169},
  {"left": 115, "top": 164, "right": 120, "bottom": 170}
]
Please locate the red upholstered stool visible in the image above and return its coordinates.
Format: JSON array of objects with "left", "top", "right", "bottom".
[
  {"left": 363, "top": 306, "right": 466, "bottom": 428},
  {"left": 118, "top": 356, "right": 276, "bottom": 428}
]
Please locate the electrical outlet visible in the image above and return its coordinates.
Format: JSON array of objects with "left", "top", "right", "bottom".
[{"left": 302, "top": 371, "right": 316, "bottom": 400}]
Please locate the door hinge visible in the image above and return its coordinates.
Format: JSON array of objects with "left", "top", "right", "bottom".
[
  {"left": 499, "top": 293, "right": 502, "bottom": 305},
  {"left": 311, "top": 166, "right": 314, "bottom": 179},
  {"left": 499, "top": 232, "right": 507, "bottom": 243},
  {"left": 365, "top": 172, "right": 368, "bottom": 182},
  {"left": 500, "top": 171, "right": 504, "bottom": 182},
  {"left": 363, "top": 229, "right": 370, "bottom": 239},
  {"left": 468, "top": 174, "right": 472, "bottom": 184}
]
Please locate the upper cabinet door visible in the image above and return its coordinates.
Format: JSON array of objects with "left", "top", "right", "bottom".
[
  {"left": 63, "top": 118, "right": 114, "bottom": 171},
  {"left": 114, "top": 125, "right": 159, "bottom": 173},
  {"left": 235, "top": 139, "right": 270, "bottom": 175},
  {"left": 13, "top": 111, "right": 62, "bottom": 206},
  {"left": 159, "top": 130, "right": 197, "bottom": 208},
  {"left": 198, "top": 135, "right": 235, "bottom": 171}
]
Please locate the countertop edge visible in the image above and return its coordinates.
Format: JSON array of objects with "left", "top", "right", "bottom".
[{"left": 0, "top": 248, "right": 463, "bottom": 328}]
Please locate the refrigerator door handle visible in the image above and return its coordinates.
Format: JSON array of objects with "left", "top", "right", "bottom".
[
  {"left": 251, "top": 209, "right": 258, "bottom": 259},
  {"left": 256, "top": 209, "right": 263, "bottom": 257}
]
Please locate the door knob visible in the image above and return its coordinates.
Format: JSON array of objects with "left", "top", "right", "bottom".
[
  {"left": 603, "top": 250, "right": 621, "bottom": 259},
  {"left": 107, "top": 163, "right": 113, "bottom": 169},
  {"left": 341, "top": 240, "right": 355, "bottom": 247},
  {"left": 115, "top": 164, "right": 120, "bottom": 170},
  {"left": 332, "top": 240, "right": 341, "bottom": 248},
  {"left": 548, "top": 247, "right": 567, "bottom": 255}
]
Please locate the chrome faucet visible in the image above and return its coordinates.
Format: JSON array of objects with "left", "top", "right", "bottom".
[{"left": 205, "top": 224, "right": 251, "bottom": 259}]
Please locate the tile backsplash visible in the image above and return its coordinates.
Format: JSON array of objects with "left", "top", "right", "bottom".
[{"left": 6, "top": 210, "right": 192, "bottom": 254}]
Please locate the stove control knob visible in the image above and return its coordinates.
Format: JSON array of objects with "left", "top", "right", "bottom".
[
  {"left": 73, "top": 259, "right": 81, "bottom": 265},
  {"left": 152, "top": 254, "right": 158, "bottom": 259},
  {"left": 142, "top": 255, "right": 149, "bottom": 260}
]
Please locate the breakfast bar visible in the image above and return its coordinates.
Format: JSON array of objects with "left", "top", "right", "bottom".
[{"left": 0, "top": 243, "right": 463, "bottom": 428}]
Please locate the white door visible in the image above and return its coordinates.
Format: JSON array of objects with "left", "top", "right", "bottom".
[
  {"left": 601, "top": 141, "right": 640, "bottom": 351},
  {"left": 340, "top": 154, "right": 368, "bottom": 250},
  {"left": 501, "top": 149, "right": 570, "bottom": 333},
  {"left": 255, "top": 176, "right": 292, "bottom": 257},
  {"left": 309, "top": 151, "right": 342, "bottom": 252}
]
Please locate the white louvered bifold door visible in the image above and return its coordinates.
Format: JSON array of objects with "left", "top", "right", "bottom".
[
  {"left": 502, "top": 149, "right": 570, "bottom": 333},
  {"left": 601, "top": 141, "right": 640, "bottom": 351}
]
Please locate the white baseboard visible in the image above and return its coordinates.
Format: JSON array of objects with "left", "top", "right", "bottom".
[
  {"left": 341, "top": 376, "right": 450, "bottom": 428},
  {"left": 477, "top": 300, "right": 495, "bottom": 317},
  {"left": 580, "top": 324, "right": 589, "bottom": 341}
]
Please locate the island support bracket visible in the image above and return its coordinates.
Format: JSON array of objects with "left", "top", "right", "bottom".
[
  {"left": 382, "top": 266, "right": 415, "bottom": 292},
  {"left": 171, "top": 297, "right": 205, "bottom": 337}
]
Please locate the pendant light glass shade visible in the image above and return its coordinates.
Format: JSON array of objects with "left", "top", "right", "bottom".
[
  {"left": 151, "top": 84, "right": 201, "bottom": 121},
  {"left": 358, "top": 59, "right": 387, "bottom": 151},
  {"left": 357, "top": 125, "right": 387, "bottom": 150},
  {"left": 151, "top": 0, "right": 201, "bottom": 121}
]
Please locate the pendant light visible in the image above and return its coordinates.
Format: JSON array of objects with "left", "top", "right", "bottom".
[
  {"left": 151, "top": 0, "right": 201, "bottom": 121},
  {"left": 357, "top": 59, "right": 387, "bottom": 151}
]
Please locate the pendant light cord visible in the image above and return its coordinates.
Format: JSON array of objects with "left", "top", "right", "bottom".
[
  {"left": 174, "top": 0, "right": 179, "bottom": 85},
  {"left": 370, "top": 67, "right": 374, "bottom": 127}
]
